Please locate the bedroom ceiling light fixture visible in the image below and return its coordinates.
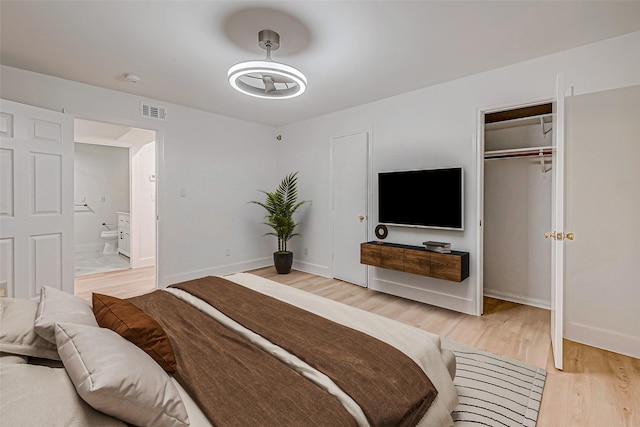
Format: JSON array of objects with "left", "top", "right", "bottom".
[{"left": 227, "top": 30, "right": 307, "bottom": 100}]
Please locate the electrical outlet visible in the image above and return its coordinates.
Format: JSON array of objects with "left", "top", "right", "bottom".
[
  {"left": 99, "top": 195, "right": 106, "bottom": 202},
  {"left": 225, "top": 248, "right": 230, "bottom": 256},
  {"left": 304, "top": 247, "right": 308, "bottom": 256}
]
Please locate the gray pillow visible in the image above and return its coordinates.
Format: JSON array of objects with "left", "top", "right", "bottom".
[
  {"left": 0, "top": 298, "right": 59, "bottom": 360},
  {"left": 55, "top": 322, "right": 189, "bottom": 427},
  {"left": 34, "top": 286, "right": 98, "bottom": 344}
]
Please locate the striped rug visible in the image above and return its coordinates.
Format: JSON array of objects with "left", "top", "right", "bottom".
[{"left": 442, "top": 339, "right": 547, "bottom": 427}]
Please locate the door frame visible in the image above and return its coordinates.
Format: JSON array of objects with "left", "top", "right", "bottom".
[
  {"left": 474, "top": 95, "right": 554, "bottom": 316},
  {"left": 329, "top": 128, "right": 373, "bottom": 286},
  {"left": 73, "top": 113, "right": 162, "bottom": 291}
]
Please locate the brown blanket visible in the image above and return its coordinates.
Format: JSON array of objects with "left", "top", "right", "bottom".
[
  {"left": 128, "top": 290, "right": 357, "bottom": 427},
  {"left": 171, "top": 276, "right": 438, "bottom": 427}
]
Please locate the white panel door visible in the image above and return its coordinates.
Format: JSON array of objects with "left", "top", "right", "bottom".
[
  {"left": 332, "top": 131, "right": 369, "bottom": 287},
  {"left": 0, "top": 99, "right": 74, "bottom": 299},
  {"left": 549, "top": 74, "right": 566, "bottom": 370}
]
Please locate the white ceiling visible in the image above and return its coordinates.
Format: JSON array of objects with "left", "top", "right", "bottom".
[{"left": 2, "top": 1, "right": 640, "bottom": 127}]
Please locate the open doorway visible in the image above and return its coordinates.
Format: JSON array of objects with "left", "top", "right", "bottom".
[
  {"left": 481, "top": 103, "right": 553, "bottom": 310},
  {"left": 74, "top": 141, "right": 131, "bottom": 275},
  {"left": 72, "top": 118, "right": 157, "bottom": 297}
]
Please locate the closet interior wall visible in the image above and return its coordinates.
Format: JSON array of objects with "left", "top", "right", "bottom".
[{"left": 483, "top": 115, "right": 552, "bottom": 308}]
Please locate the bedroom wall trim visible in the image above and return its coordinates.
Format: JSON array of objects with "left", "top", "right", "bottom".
[
  {"left": 293, "top": 260, "right": 331, "bottom": 278},
  {"left": 567, "top": 321, "right": 640, "bottom": 360},
  {"left": 474, "top": 95, "right": 554, "bottom": 317}
]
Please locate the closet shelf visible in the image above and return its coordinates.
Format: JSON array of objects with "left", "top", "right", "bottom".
[{"left": 485, "top": 113, "right": 552, "bottom": 131}]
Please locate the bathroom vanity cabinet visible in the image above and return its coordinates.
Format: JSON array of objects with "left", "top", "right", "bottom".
[{"left": 117, "top": 212, "right": 130, "bottom": 257}]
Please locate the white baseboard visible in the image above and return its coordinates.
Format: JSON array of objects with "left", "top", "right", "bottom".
[
  {"left": 292, "top": 260, "right": 331, "bottom": 278},
  {"left": 159, "top": 257, "right": 271, "bottom": 288},
  {"left": 566, "top": 320, "right": 640, "bottom": 359},
  {"left": 132, "top": 256, "right": 155, "bottom": 269},
  {"left": 483, "top": 288, "right": 551, "bottom": 310}
]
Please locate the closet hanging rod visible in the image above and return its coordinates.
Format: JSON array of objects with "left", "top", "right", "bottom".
[
  {"left": 484, "top": 147, "right": 553, "bottom": 161},
  {"left": 484, "top": 149, "right": 553, "bottom": 174},
  {"left": 484, "top": 145, "right": 553, "bottom": 157}
]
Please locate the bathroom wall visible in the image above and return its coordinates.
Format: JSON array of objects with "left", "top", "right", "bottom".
[{"left": 74, "top": 143, "right": 130, "bottom": 252}]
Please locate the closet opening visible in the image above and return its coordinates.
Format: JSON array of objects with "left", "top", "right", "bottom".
[{"left": 481, "top": 102, "right": 553, "bottom": 310}]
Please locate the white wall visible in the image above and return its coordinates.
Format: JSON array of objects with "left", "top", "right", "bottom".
[
  {"left": 0, "top": 65, "right": 279, "bottom": 287},
  {"left": 275, "top": 31, "right": 640, "bottom": 317},
  {"left": 131, "top": 141, "right": 156, "bottom": 268},
  {"left": 74, "top": 143, "right": 129, "bottom": 252},
  {"left": 483, "top": 125, "right": 551, "bottom": 308}
]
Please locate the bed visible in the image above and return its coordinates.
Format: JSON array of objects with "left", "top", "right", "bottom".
[{"left": 0, "top": 272, "right": 458, "bottom": 426}]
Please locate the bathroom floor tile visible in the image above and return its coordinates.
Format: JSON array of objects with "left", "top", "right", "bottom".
[{"left": 75, "top": 250, "right": 130, "bottom": 276}]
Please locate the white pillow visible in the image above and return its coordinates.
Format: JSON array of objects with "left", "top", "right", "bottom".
[
  {"left": 55, "top": 322, "right": 189, "bottom": 427},
  {"left": 0, "top": 297, "right": 59, "bottom": 360},
  {"left": 0, "top": 363, "right": 126, "bottom": 426},
  {"left": 34, "top": 286, "right": 98, "bottom": 344}
]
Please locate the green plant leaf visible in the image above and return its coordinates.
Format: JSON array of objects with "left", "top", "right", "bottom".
[{"left": 249, "top": 172, "right": 309, "bottom": 253}]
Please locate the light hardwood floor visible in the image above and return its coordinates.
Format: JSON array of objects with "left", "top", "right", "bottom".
[
  {"left": 75, "top": 266, "right": 639, "bottom": 427},
  {"left": 74, "top": 266, "right": 156, "bottom": 301}
]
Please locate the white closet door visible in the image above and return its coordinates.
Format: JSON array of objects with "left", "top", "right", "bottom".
[
  {"left": 550, "top": 73, "right": 566, "bottom": 370},
  {"left": 0, "top": 99, "right": 74, "bottom": 299},
  {"left": 332, "top": 131, "right": 369, "bottom": 287}
]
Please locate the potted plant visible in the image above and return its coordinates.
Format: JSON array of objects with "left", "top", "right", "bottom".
[{"left": 250, "top": 172, "right": 309, "bottom": 274}]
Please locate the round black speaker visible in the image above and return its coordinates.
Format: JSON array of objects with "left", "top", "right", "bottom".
[{"left": 374, "top": 224, "right": 388, "bottom": 240}]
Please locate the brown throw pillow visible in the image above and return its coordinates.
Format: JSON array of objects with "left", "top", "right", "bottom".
[{"left": 92, "top": 293, "right": 177, "bottom": 372}]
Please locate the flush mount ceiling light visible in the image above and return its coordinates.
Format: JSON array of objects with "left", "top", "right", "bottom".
[
  {"left": 228, "top": 30, "right": 307, "bottom": 100},
  {"left": 124, "top": 73, "right": 141, "bottom": 83}
]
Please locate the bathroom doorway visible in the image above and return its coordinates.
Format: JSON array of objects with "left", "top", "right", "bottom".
[{"left": 73, "top": 119, "right": 157, "bottom": 279}]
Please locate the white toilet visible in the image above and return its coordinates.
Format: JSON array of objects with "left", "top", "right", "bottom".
[{"left": 100, "top": 230, "right": 119, "bottom": 255}]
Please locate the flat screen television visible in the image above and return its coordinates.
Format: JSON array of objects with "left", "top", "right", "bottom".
[{"left": 378, "top": 167, "right": 464, "bottom": 231}]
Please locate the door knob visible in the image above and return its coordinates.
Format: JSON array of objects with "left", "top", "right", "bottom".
[
  {"left": 545, "top": 231, "right": 575, "bottom": 241},
  {"left": 357, "top": 215, "right": 366, "bottom": 222}
]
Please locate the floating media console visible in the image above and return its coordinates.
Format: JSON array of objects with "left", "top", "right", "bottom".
[{"left": 360, "top": 242, "right": 469, "bottom": 282}]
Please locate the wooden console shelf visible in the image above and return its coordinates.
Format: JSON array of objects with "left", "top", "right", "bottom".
[{"left": 360, "top": 241, "right": 469, "bottom": 282}]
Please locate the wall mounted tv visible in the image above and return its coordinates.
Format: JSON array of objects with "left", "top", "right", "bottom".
[{"left": 378, "top": 167, "right": 464, "bottom": 231}]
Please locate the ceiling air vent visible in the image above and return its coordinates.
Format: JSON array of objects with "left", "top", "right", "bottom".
[{"left": 141, "top": 103, "right": 166, "bottom": 120}]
